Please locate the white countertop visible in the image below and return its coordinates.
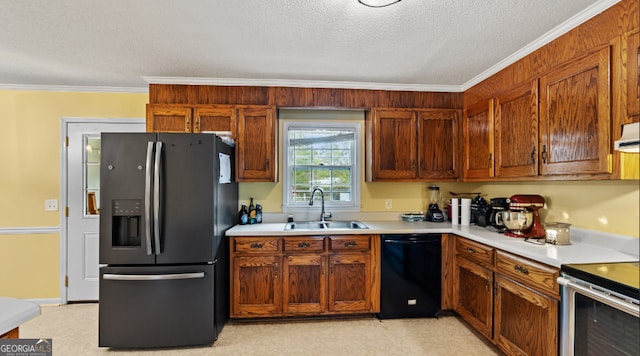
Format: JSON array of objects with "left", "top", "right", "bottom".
[
  {"left": 226, "top": 220, "right": 639, "bottom": 268},
  {"left": 0, "top": 297, "right": 40, "bottom": 335}
]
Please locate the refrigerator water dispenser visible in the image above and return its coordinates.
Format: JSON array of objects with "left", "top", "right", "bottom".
[{"left": 111, "top": 199, "right": 142, "bottom": 247}]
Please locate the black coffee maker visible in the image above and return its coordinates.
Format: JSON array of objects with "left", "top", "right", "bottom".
[{"left": 488, "top": 197, "right": 510, "bottom": 231}]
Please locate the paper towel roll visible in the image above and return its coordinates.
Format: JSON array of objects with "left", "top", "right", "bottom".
[
  {"left": 461, "top": 198, "right": 471, "bottom": 226},
  {"left": 451, "top": 198, "right": 459, "bottom": 225}
]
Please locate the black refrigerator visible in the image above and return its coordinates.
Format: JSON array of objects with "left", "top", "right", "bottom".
[{"left": 98, "top": 133, "right": 237, "bottom": 348}]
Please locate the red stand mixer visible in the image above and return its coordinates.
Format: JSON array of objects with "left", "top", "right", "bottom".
[{"left": 500, "top": 195, "right": 546, "bottom": 238}]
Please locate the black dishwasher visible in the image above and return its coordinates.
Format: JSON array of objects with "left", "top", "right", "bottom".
[{"left": 378, "top": 234, "right": 441, "bottom": 319}]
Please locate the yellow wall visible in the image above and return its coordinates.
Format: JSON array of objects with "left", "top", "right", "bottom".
[{"left": 0, "top": 89, "right": 148, "bottom": 299}]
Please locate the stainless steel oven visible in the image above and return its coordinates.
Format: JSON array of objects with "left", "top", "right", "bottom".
[{"left": 558, "top": 262, "right": 639, "bottom": 356}]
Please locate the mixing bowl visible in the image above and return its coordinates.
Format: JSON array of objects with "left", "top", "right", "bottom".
[{"left": 497, "top": 210, "right": 533, "bottom": 235}]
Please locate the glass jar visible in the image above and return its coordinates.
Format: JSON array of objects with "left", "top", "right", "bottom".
[{"left": 544, "top": 222, "right": 571, "bottom": 245}]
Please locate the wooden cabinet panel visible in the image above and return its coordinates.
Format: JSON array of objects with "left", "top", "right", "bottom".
[
  {"left": 539, "top": 46, "right": 612, "bottom": 176},
  {"left": 453, "top": 256, "right": 493, "bottom": 339},
  {"left": 283, "top": 254, "right": 326, "bottom": 314},
  {"left": 495, "top": 250, "right": 559, "bottom": 298},
  {"left": 494, "top": 274, "right": 558, "bottom": 356},
  {"left": 372, "top": 109, "right": 417, "bottom": 179},
  {"left": 233, "top": 237, "right": 280, "bottom": 253},
  {"left": 236, "top": 106, "right": 277, "bottom": 182},
  {"left": 463, "top": 100, "right": 494, "bottom": 180},
  {"left": 232, "top": 255, "right": 281, "bottom": 317},
  {"left": 329, "top": 235, "right": 371, "bottom": 252},
  {"left": 417, "top": 109, "right": 459, "bottom": 179},
  {"left": 194, "top": 106, "right": 236, "bottom": 135},
  {"left": 283, "top": 236, "right": 325, "bottom": 253},
  {"left": 455, "top": 237, "right": 493, "bottom": 267},
  {"left": 328, "top": 253, "right": 372, "bottom": 313},
  {"left": 146, "top": 104, "right": 191, "bottom": 132},
  {"left": 494, "top": 80, "right": 539, "bottom": 178},
  {"left": 628, "top": 30, "right": 640, "bottom": 119}
]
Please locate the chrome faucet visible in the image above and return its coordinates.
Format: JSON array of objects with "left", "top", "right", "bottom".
[{"left": 309, "top": 187, "right": 331, "bottom": 221}]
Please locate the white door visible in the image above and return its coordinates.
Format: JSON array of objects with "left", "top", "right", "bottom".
[{"left": 65, "top": 120, "right": 145, "bottom": 301}]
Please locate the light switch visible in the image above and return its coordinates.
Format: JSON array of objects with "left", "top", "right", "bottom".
[{"left": 384, "top": 199, "right": 392, "bottom": 210}]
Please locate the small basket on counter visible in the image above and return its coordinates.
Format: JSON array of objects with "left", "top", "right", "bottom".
[{"left": 401, "top": 212, "right": 425, "bottom": 222}]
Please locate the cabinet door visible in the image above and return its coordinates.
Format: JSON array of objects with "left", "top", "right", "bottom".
[
  {"left": 232, "top": 255, "right": 281, "bottom": 317},
  {"left": 146, "top": 104, "right": 192, "bottom": 132},
  {"left": 328, "top": 253, "right": 372, "bottom": 313},
  {"left": 236, "top": 106, "right": 277, "bottom": 182},
  {"left": 463, "top": 100, "right": 494, "bottom": 180},
  {"left": 628, "top": 30, "right": 639, "bottom": 119},
  {"left": 283, "top": 254, "right": 326, "bottom": 314},
  {"left": 193, "top": 106, "right": 236, "bottom": 136},
  {"left": 539, "top": 46, "right": 611, "bottom": 176},
  {"left": 494, "top": 80, "right": 539, "bottom": 178},
  {"left": 417, "top": 109, "right": 459, "bottom": 179},
  {"left": 453, "top": 256, "right": 493, "bottom": 339},
  {"left": 371, "top": 109, "right": 417, "bottom": 180},
  {"left": 494, "top": 275, "right": 558, "bottom": 356}
]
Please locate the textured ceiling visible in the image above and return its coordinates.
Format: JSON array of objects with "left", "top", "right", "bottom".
[{"left": 0, "top": 0, "right": 617, "bottom": 92}]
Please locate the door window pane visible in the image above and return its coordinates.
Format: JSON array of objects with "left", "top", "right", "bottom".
[{"left": 85, "top": 136, "right": 101, "bottom": 215}]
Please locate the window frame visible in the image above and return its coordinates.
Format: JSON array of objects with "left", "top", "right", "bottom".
[{"left": 282, "top": 120, "right": 361, "bottom": 213}]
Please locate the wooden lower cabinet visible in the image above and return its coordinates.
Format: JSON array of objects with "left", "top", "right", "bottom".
[
  {"left": 230, "top": 235, "right": 379, "bottom": 318},
  {"left": 494, "top": 274, "right": 558, "bottom": 356},
  {"left": 232, "top": 255, "right": 282, "bottom": 317},
  {"left": 451, "top": 236, "right": 560, "bottom": 356},
  {"left": 453, "top": 256, "right": 493, "bottom": 339}
]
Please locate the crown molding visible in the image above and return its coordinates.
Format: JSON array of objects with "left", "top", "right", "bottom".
[
  {"left": 461, "top": 0, "right": 621, "bottom": 91},
  {"left": 0, "top": 83, "right": 148, "bottom": 93},
  {"left": 143, "top": 76, "right": 462, "bottom": 93}
]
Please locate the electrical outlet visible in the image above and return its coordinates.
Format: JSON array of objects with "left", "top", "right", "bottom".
[
  {"left": 45, "top": 199, "right": 58, "bottom": 211},
  {"left": 384, "top": 199, "right": 392, "bottom": 210}
]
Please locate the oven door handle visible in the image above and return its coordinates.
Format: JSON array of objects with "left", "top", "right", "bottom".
[{"left": 557, "top": 277, "right": 640, "bottom": 317}]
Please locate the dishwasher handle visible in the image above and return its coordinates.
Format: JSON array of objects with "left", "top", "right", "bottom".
[{"left": 383, "top": 238, "right": 440, "bottom": 244}]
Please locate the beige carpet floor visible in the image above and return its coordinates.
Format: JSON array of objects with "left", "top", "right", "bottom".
[{"left": 20, "top": 303, "right": 502, "bottom": 355}]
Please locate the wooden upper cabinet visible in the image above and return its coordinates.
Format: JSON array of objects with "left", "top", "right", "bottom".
[
  {"left": 418, "top": 109, "right": 459, "bottom": 179},
  {"left": 628, "top": 29, "right": 639, "bottom": 120},
  {"left": 236, "top": 106, "right": 277, "bottom": 182},
  {"left": 463, "top": 99, "right": 494, "bottom": 180},
  {"left": 539, "top": 46, "right": 612, "bottom": 176},
  {"left": 146, "top": 104, "right": 192, "bottom": 132},
  {"left": 371, "top": 109, "right": 417, "bottom": 180},
  {"left": 494, "top": 80, "right": 539, "bottom": 178},
  {"left": 193, "top": 106, "right": 236, "bottom": 136}
]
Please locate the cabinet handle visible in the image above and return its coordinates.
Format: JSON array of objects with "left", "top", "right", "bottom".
[
  {"left": 488, "top": 153, "right": 493, "bottom": 168},
  {"left": 250, "top": 243, "right": 264, "bottom": 249},
  {"left": 541, "top": 145, "right": 547, "bottom": 164},
  {"left": 486, "top": 279, "right": 490, "bottom": 292},
  {"left": 530, "top": 146, "right": 536, "bottom": 165},
  {"left": 514, "top": 265, "right": 529, "bottom": 275},
  {"left": 321, "top": 261, "right": 325, "bottom": 275},
  {"left": 466, "top": 247, "right": 476, "bottom": 253},
  {"left": 344, "top": 241, "right": 357, "bottom": 247},
  {"left": 297, "top": 242, "right": 311, "bottom": 248}
]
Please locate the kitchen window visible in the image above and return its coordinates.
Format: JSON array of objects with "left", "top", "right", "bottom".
[{"left": 282, "top": 115, "right": 361, "bottom": 213}]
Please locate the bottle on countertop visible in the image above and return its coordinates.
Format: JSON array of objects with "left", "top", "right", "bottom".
[
  {"left": 256, "top": 204, "right": 263, "bottom": 224},
  {"left": 239, "top": 204, "right": 249, "bottom": 225},
  {"left": 248, "top": 197, "right": 256, "bottom": 224}
]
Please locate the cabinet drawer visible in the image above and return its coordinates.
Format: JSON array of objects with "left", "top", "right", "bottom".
[
  {"left": 233, "top": 237, "right": 280, "bottom": 254},
  {"left": 284, "top": 237, "right": 325, "bottom": 253},
  {"left": 329, "top": 235, "right": 371, "bottom": 251},
  {"left": 496, "top": 250, "right": 559, "bottom": 298},
  {"left": 456, "top": 238, "right": 493, "bottom": 267}
]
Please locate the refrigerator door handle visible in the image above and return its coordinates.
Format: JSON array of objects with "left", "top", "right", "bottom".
[
  {"left": 153, "top": 141, "right": 163, "bottom": 255},
  {"left": 144, "top": 141, "right": 155, "bottom": 256},
  {"left": 103, "top": 272, "right": 206, "bottom": 281}
]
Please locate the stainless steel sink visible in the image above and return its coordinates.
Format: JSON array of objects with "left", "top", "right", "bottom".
[{"left": 284, "top": 220, "right": 368, "bottom": 230}]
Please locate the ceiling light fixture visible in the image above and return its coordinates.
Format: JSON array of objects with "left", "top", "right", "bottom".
[{"left": 358, "top": 0, "right": 401, "bottom": 8}]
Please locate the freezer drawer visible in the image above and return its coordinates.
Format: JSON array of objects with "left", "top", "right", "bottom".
[{"left": 99, "top": 265, "right": 215, "bottom": 348}]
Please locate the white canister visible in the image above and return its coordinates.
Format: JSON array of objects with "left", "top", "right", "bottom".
[
  {"left": 451, "top": 198, "right": 459, "bottom": 225},
  {"left": 461, "top": 198, "right": 471, "bottom": 226}
]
